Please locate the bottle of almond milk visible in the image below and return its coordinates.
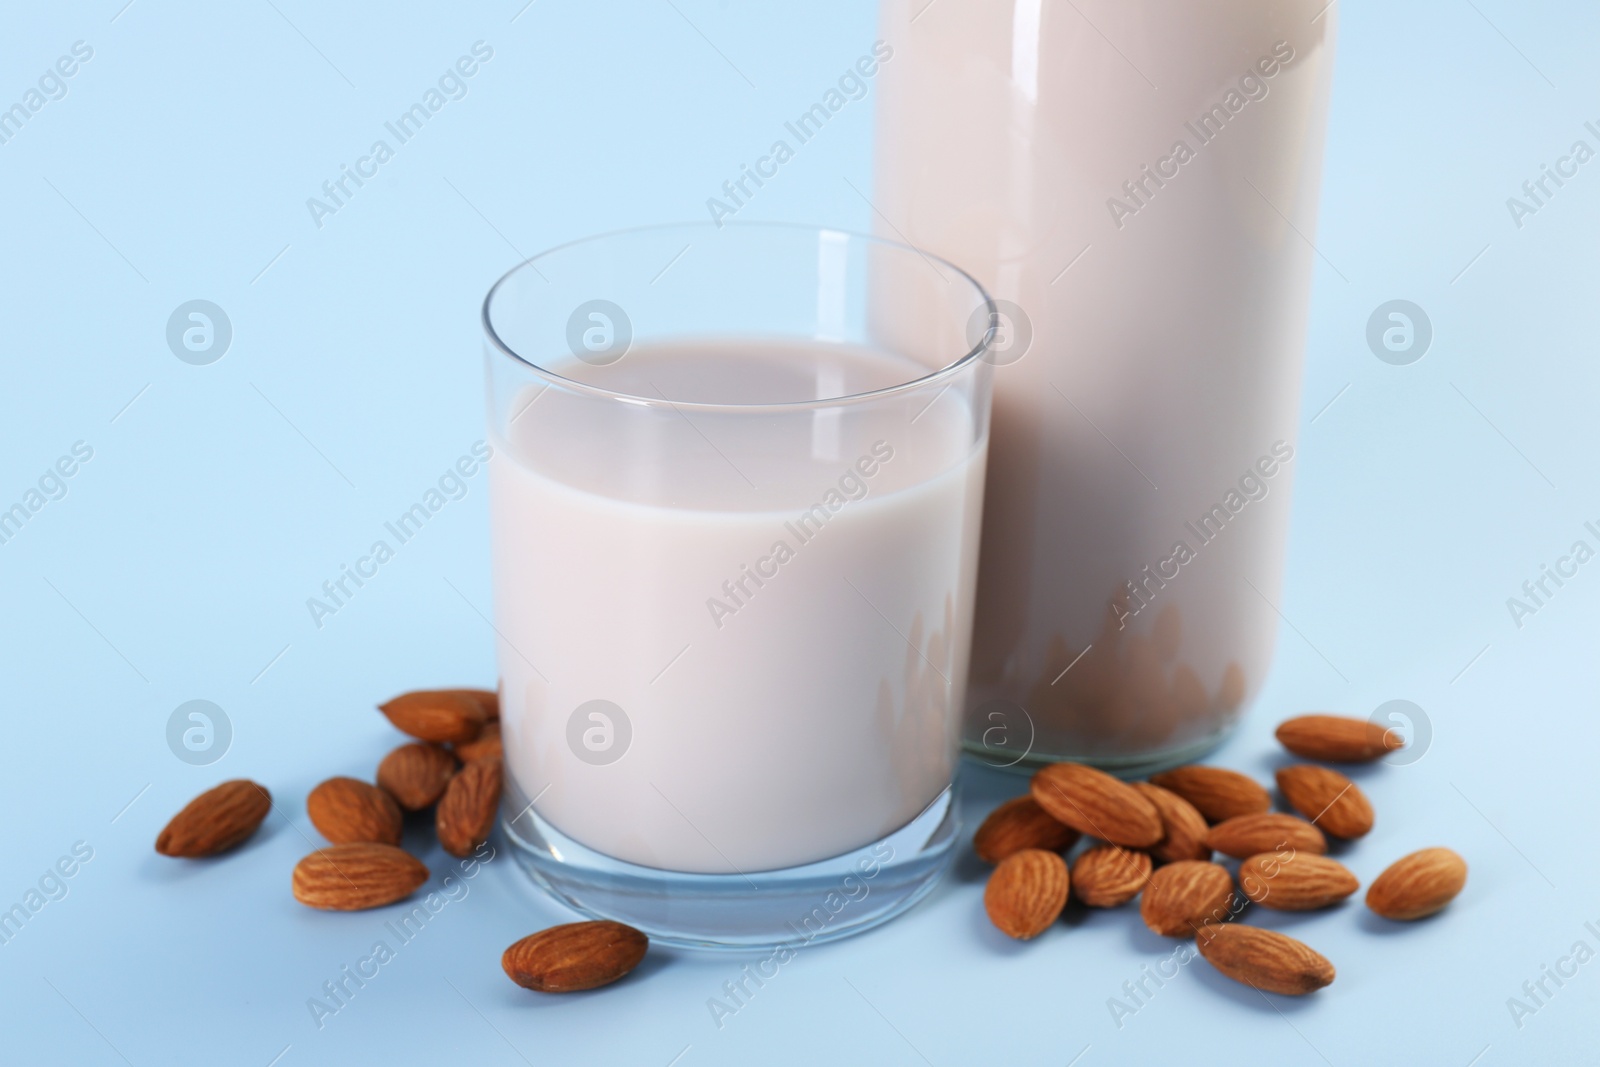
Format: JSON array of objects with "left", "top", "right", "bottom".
[{"left": 873, "top": 0, "right": 1337, "bottom": 772}]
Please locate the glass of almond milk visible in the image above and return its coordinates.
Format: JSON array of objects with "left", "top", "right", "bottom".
[{"left": 482, "top": 223, "right": 994, "bottom": 947}]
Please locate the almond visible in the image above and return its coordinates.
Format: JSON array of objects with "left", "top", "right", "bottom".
[
  {"left": 377, "top": 742, "right": 458, "bottom": 811},
  {"left": 1276, "top": 764, "right": 1373, "bottom": 839},
  {"left": 292, "top": 843, "right": 428, "bottom": 911},
  {"left": 437, "top": 758, "right": 501, "bottom": 858},
  {"left": 1196, "top": 923, "right": 1335, "bottom": 995},
  {"left": 307, "top": 776, "right": 403, "bottom": 846},
  {"left": 1071, "top": 844, "right": 1153, "bottom": 907},
  {"left": 445, "top": 687, "right": 500, "bottom": 722},
  {"left": 453, "top": 721, "right": 503, "bottom": 765},
  {"left": 155, "top": 780, "right": 272, "bottom": 858},
  {"left": 984, "top": 849, "right": 1070, "bottom": 939},
  {"left": 973, "top": 796, "right": 1079, "bottom": 864},
  {"left": 1140, "top": 861, "right": 1235, "bottom": 937},
  {"left": 1132, "top": 782, "right": 1210, "bottom": 863},
  {"left": 1031, "top": 763, "right": 1162, "bottom": 847},
  {"left": 1366, "top": 847, "right": 1467, "bottom": 920},
  {"left": 1239, "top": 853, "right": 1358, "bottom": 910},
  {"left": 1148, "top": 766, "right": 1271, "bottom": 823},
  {"left": 1204, "top": 813, "right": 1326, "bottom": 860},
  {"left": 379, "top": 689, "right": 486, "bottom": 744},
  {"left": 1276, "top": 713, "right": 1402, "bottom": 763},
  {"left": 503, "top": 921, "right": 648, "bottom": 992}
]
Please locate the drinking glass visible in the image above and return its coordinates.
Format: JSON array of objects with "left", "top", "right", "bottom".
[{"left": 482, "top": 222, "right": 994, "bottom": 947}]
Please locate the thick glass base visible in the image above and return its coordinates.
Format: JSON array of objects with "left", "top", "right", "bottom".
[{"left": 501, "top": 784, "right": 959, "bottom": 950}]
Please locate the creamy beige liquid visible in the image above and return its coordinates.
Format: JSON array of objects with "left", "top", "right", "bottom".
[
  {"left": 875, "top": 0, "right": 1335, "bottom": 763},
  {"left": 488, "top": 338, "right": 987, "bottom": 872}
]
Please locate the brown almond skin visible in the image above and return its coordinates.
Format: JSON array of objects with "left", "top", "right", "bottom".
[
  {"left": 973, "top": 796, "right": 1080, "bottom": 864},
  {"left": 1148, "top": 766, "right": 1271, "bottom": 823},
  {"left": 1367, "top": 847, "right": 1467, "bottom": 920},
  {"left": 984, "top": 849, "right": 1070, "bottom": 939},
  {"left": 377, "top": 742, "right": 458, "bottom": 811},
  {"left": 307, "top": 777, "right": 403, "bottom": 846},
  {"left": 1140, "top": 861, "right": 1236, "bottom": 937},
  {"left": 155, "top": 780, "right": 272, "bottom": 857},
  {"left": 379, "top": 690, "right": 486, "bottom": 744},
  {"left": 1276, "top": 765, "right": 1374, "bottom": 839},
  {"left": 1196, "top": 923, "right": 1335, "bottom": 995},
  {"left": 1276, "top": 714, "right": 1401, "bottom": 763},
  {"left": 1031, "top": 763, "right": 1162, "bottom": 847},
  {"left": 1240, "top": 853, "right": 1359, "bottom": 910},
  {"left": 437, "top": 759, "right": 501, "bottom": 858},
  {"left": 1205, "top": 813, "right": 1327, "bottom": 860},
  {"left": 1071, "top": 844, "right": 1153, "bottom": 907},
  {"left": 453, "top": 721, "right": 503, "bottom": 765},
  {"left": 292, "top": 843, "right": 428, "bottom": 911},
  {"left": 503, "top": 921, "right": 648, "bottom": 992},
  {"left": 444, "top": 687, "right": 500, "bottom": 722},
  {"left": 1132, "top": 782, "right": 1211, "bottom": 863}
]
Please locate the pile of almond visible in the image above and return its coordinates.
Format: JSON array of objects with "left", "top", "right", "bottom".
[
  {"left": 153, "top": 687, "right": 647, "bottom": 994},
  {"left": 151, "top": 699, "right": 1465, "bottom": 999},
  {"left": 979, "top": 713, "right": 1468, "bottom": 995}
]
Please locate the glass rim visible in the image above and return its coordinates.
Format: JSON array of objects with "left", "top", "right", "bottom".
[{"left": 480, "top": 220, "right": 997, "bottom": 413}]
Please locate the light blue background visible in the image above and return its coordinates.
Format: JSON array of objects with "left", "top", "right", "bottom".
[{"left": 2, "top": 1, "right": 1597, "bottom": 1063}]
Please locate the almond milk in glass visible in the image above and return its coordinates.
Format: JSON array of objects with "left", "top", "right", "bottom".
[
  {"left": 874, "top": 0, "right": 1337, "bottom": 771},
  {"left": 483, "top": 223, "right": 995, "bottom": 946}
]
